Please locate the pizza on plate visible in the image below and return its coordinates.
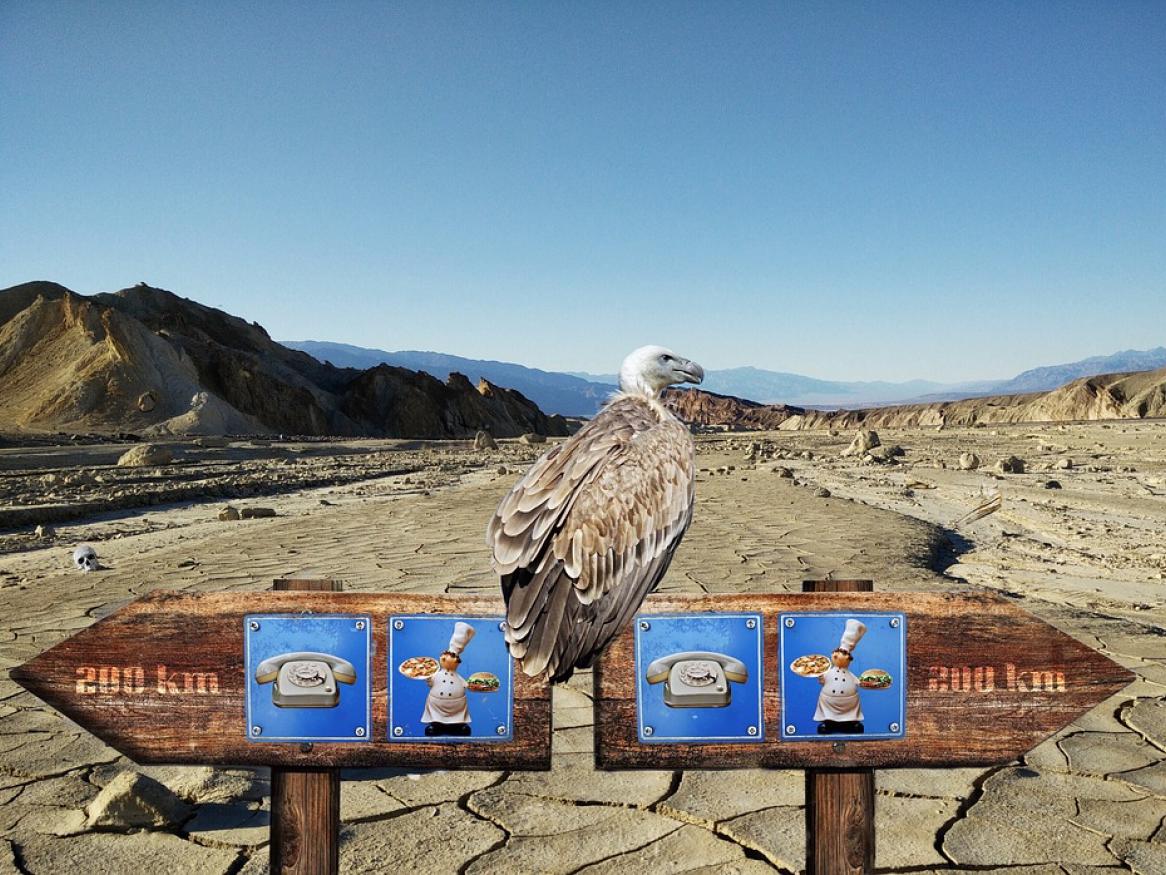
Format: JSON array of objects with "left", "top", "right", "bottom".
[
  {"left": 790, "top": 653, "right": 832, "bottom": 677},
  {"left": 398, "top": 656, "right": 439, "bottom": 678}
]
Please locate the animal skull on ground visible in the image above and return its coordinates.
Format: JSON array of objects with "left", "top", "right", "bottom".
[{"left": 73, "top": 544, "right": 98, "bottom": 572}]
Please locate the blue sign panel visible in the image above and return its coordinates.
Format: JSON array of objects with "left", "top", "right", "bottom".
[
  {"left": 779, "top": 612, "right": 906, "bottom": 742},
  {"left": 244, "top": 614, "right": 371, "bottom": 743},
  {"left": 634, "top": 612, "right": 764, "bottom": 744},
  {"left": 388, "top": 615, "right": 514, "bottom": 743}
]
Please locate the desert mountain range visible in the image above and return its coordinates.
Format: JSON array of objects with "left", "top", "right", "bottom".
[
  {"left": 665, "top": 367, "right": 1166, "bottom": 431},
  {"left": 2, "top": 280, "right": 1164, "bottom": 438},
  {"left": 288, "top": 339, "right": 1166, "bottom": 414},
  {"left": 0, "top": 282, "right": 568, "bottom": 439}
]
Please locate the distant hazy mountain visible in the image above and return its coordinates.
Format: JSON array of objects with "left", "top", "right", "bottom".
[
  {"left": 290, "top": 341, "right": 1166, "bottom": 414},
  {"left": 569, "top": 365, "right": 978, "bottom": 407},
  {"left": 284, "top": 341, "right": 616, "bottom": 416},
  {"left": 990, "top": 347, "right": 1166, "bottom": 395},
  {"left": 573, "top": 348, "right": 1166, "bottom": 407}
]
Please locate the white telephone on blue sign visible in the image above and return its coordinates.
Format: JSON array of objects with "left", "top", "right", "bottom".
[
  {"left": 645, "top": 651, "right": 749, "bottom": 708},
  {"left": 255, "top": 651, "right": 357, "bottom": 708}
]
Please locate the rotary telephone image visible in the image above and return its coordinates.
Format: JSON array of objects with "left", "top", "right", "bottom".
[
  {"left": 645, "top": 651, "right": 749, "bottom": 708},
  {"left": 255, "top": 652, "right": 357, "bottom": 708}
]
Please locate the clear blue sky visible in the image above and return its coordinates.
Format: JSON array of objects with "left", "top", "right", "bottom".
[{"left": 3, "top": 2, "right": 1163, "bottom": 382}]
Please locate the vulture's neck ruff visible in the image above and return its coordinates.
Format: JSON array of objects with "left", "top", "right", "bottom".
[{"left": 614, "top": 345, "right": 704, "bottom": 418}]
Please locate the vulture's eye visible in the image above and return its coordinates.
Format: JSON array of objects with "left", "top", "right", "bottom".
[{"left": 661, "top": 354, "right": 673, "bottom": 362}]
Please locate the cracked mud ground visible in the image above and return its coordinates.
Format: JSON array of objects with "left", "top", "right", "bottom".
[{"left": 0, "top": 423, "right": 1163, "bottom": 873}]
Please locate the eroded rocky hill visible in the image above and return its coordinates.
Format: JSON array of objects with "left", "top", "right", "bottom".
[
  {"left": 0, "top": 282, "right": 569, "bottom": 439},
  {"left": 664, "top": 370, "right": 1166, "bottom": 432}
]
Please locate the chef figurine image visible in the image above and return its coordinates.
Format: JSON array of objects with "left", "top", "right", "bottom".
[
  {"left": 421, "top": 621, "right": 475, "bottom": 736},
  {"left": 814, "top": 619, "right": 867, "bottom": 735}
]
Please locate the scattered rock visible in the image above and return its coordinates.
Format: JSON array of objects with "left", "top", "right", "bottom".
[
  {"left": 33, "top": 524, "right": 54, "bottom": 539},
  {"left": 1044, "top": 480, "right": 1062, "bottom": 490},
  {"left": 841, "top": 429, "right": 880, "bottom": 457},
  {"left": 116, "top": 443, "right": 173, "bottom": 467},
  {"left": 473, "top": 431, "right": 497, "bottom": 450},
  {"left": 995, "top": 456, "right": 1026, "bottom": 475},
  {"left": 136, "top": 391, "right": 157, "bottom": 413},
  {"left": 1056, "top": 457, "right": 1074, "bottom": 470},
  {"left": 519, "top": 433, "right": 546, "bottom": 445},
  {"left": 192, "top": 436, "right": 229, "bottom": 448},
  {"left": 218, "top": 506, "right": 241, "bottom": 521},
  {"left": 958, "top": 452, "right": 981, "bottom": 471},
  {"left": 772, "top": 466, "right": 794, "bottom": 478},
  {"left": 239, "top": 507, "right": 276, "bottom": 519},
  {"left": 815, "top": 487, "right": 832, "bottom": 498},
  {"left": 86, "top": 771, "right": 192, "bottom": 830},
  {"left": 868, "top": 445, "right": 903, "bottom": 463}
]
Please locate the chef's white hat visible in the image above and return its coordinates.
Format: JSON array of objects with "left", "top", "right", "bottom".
[
  {"left": 448, "top": 622, "right": 475, "bottom": 655},
  {"left": 838, "top": 619, "right": 866, "bottom": 653}
]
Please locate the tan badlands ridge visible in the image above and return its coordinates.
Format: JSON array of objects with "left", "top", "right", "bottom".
[
  {"left": 0, "top": 282, "right": 568, "bottom": 439},
  {"left": 666, "top": 364, "right": 1166, "bottom": 431}
]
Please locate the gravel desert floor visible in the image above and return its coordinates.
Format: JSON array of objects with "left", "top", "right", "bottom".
[{"left": 0, "top": 423, "right": 1164, "bottom": 874}]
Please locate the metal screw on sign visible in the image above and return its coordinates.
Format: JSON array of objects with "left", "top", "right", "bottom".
[
  {"left": 639, "top": 620, "right": 650, "bottom": 631},
  {"left": 784, "top": 617, "right": 795, "bottom": 628},
  {"left": 355, "top": 727, "right": 365, "bottom": 738},
  {"left": 355, "top": 620, "right": 365, "bottom": 631},
  {"left": 249, "top": 621, "right": 260, "bottom": 631},
  {"left": 890, "top": 617, "right": 900, "bottom": 628},
  {"left": 498, "top": 621, "right": 506, "bottom": 632},
  {"left": 393, "top": 619, "right": 404, "bottom": 630},
  {"left": 747, "top": 726, "right": 758, "bottom": 736},
  {"left": 786, "top": 724, "right": 796, "bottom": 734},
  {"left": 745, "top": 618, "right": 756, "bottom": 629},
  {"left": 496, "top": 725, "right": 507, "bottom": 736},
  {"left": 251, "top": 725, "right": 262, "bottom": 737},
  {"left": 890, "top": 722, "right": 900, "bottom": 733},
  {"left": 643, "top": 725, "right": 654, "bottom": 737},
  {"left": 393, "top": 726, "right": 403, "bottom": 737}
]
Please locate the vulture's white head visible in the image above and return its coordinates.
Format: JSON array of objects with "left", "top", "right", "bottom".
[{"left": 618, "top": 346, "right": 704, "bottom": 397}]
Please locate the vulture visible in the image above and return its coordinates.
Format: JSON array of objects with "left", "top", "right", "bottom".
[{"left": 486, "top": 345, "right": 704, "bottom": 681}]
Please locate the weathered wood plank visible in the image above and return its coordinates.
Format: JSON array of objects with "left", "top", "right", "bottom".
[
  {"left": 10, "top": 590, "right": 552, "bottom": 770},
  {"left": 594, "top": 591, "right": 1133, "bottom": 769}
]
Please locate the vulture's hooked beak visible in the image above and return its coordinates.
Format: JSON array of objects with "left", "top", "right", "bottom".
[{"left": 677, "top": 360, "right": 704, "bottom": 385}]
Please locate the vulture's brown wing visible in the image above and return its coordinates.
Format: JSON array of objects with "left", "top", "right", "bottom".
[{"left": 486, "top": 398, "right": 695, "bottom": 680}]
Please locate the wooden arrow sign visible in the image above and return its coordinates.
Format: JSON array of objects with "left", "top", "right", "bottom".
[
  {"left": 594, "top": 591, "right": 1133, "bottom": 769},
  {"left": 10, "top": 590, "right": 551, "bottom": 770}
]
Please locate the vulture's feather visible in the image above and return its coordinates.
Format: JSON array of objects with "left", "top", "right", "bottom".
[{"left": 487, "top": 389, "right": 696, "bottom": 682}]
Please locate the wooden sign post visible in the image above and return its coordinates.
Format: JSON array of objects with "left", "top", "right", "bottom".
[
  {"left": 10, "top": 584, "right": 553, "bottom": 875},
  {"left": 804, "top": 579, "right": 875, "bottom": 875},
  {"left": 593, "top": 585, "right": 1134, "bottom": 875},
  {"left": 271, "top": 577, "right": 342, "bottom": 875}
]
